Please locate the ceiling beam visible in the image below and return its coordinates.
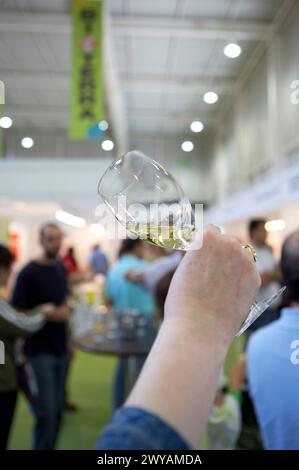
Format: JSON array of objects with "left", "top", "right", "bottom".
[
  {"left": 124, "top": 75, "right": 233, "bottom": 95},
  {"left": 129, "top": 130, "right": 213, "bottom": 140},
  {"left": 103, "top": 5, "right": 129, "bottom": 153},
  {"left": 128, "top": 110, "right": 215, "bottom": 123},
  {"left": 0, "top": 12, "right": 70, "bottom": 34},
  {"left": 5, "top": 105, "right": 215, "bottom": 125},
  {"left": 1, "top": 70, "right": 234, "bottom": 96},
  {"left": 0, "top": 12, "right": 269, "bottom": 41},
  {"left": 5, "top": 105, "right": 69, "bottom": 122},
  {"left": 0, "top": 71, "right": 69, "bottom": 91},
  {"left": 113, "top": 16, "right": 269, "bottom": 41}
]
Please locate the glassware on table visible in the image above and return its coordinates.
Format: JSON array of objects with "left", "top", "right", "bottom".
[
  {"left": 98, "top": 150, "right": 286, "bottom": 335},
  {"left": 119, "top": 309, "right": 140, "bottom": 341}
]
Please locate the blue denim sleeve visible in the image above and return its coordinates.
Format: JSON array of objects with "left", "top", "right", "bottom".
[{"left": 96, "top": 406, "right": 190, "bottom": 450}]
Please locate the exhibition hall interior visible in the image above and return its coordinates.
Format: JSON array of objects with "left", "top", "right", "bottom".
[{"left": 0, "top": 0, "right": 299, "bottom": 452}]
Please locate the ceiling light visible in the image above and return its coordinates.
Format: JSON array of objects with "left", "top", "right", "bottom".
[
  {"left": 203, "top": 91, "right": 218, "bottom": 104},
  {"left": 98, "top": 120, "right": 109, "bottom": 131},
  {"left": 55, "top": 210, "right": 86, "bottom": 228},
  {"left": 224, "top": 43, "right": 242, "bottom": 58},
  {"left": 21, "top": 137, "right": 34, "bottom": 149},
  {"left": 265, "top": 219, "right": 286, "bottom": 232},
  {"left": 101, "top": 139, "right": 114, "bottom": 151},
  {"left": 190, "top": 121, "right": 204, "bottom": 133},
  {"left": 90, "top": 224, "right": 105, "bottom": 237},
  {"left": 0, "top": 116, "right": 13, "bottom": 128},
  {"left": 181, "top": 141, "right": 194, "bottom": 152}
]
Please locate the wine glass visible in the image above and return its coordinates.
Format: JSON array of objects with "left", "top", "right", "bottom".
[
  {"left": 98, "top": 150, "right": 286, "bottom": 336},
  {"left": 98, "top": 150, "right": 195, "bottom": 250}
]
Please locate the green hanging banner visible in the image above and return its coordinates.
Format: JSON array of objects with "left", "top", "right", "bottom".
[{"left": 69, "top": 0, "right": 104, "bottom": 140}]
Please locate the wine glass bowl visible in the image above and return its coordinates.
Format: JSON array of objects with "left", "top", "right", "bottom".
[{"left": 98, "top": 150, "right": 194, "bottom": 250}]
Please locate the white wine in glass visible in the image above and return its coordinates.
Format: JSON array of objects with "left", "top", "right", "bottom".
[{"left": 98, "top": 150, "right": 286, "bottom": 336}]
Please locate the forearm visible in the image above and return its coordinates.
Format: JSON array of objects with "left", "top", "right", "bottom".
[
  {"left": 125, "top": 270, "right": 145, "bottom": 284},
  {"left": 0, "top": 300, "right": 45, "bottom": 335},
  {"left": 47, "top": 304, "right": 71, "bottom": 322},
  {"left": 131, "top": 272, "right": 144, "bottom": 284},
  {"left": 126, "top": 316, "right": 230, "bottom": 449}
]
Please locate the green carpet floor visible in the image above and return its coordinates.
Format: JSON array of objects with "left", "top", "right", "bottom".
[
  {"left": 9, "top": 351, "right": 117, "bottom": 450},
  {"left": 8, "top": 339, "right": 244, "bottom": 450}
]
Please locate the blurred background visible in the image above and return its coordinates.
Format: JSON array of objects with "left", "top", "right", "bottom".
[
  {"left": 1, "top": 0, "right": 299, "bottom": 451},
  {"left": 0, "top": 0, "right": 299, "bottom": 266}
]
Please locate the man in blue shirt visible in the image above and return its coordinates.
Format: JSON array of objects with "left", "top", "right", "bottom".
[
  {"left": 89, "top": 244, "right": 108, "bottom": 276},
  {"left": 247, "top": 229, "right": 299, "bottom": 449},
  {"left": 107, "top": 239, "right": 154, "bottom": 409},
  {"left": 107, "top": 241, "right": 154, "bottom": 316}
]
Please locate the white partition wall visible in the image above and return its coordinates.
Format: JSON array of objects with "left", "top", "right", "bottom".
[{"left": 206, "top": 1, "right": 299, "bottom": 205}]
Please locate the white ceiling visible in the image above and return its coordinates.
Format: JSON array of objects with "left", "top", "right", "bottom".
[
  {"left": 0, "top": 0, "right": 287, "bottom": 150},
  {"left": 0, "top": 0, "right": 285, "bottom": 18}
]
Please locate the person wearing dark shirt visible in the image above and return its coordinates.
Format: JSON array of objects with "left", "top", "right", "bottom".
[
  {"left": 0, "top": 244, "right": 69, "bottom": 449},
  {"left": 12, "top": 223, "right": 71, "bottom": 450}
]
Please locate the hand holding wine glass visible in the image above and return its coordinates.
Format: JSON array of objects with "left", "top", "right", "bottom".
[
  {"left": 165, "top": 225, "right": 261, "bottom": 341},
  {"left": 98, "top": 150, "right": 285, "bottom": 335}
]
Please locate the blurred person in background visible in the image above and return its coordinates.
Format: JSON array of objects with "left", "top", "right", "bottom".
[
  {"left": 89, "top": 244, "right": 108, "bottom": 276},
  {"left": 62, "top": 247, "right": 79, "bottom": 277},
  {"left": 230, "top": 217, "right": 279, "bottom": 449},
  {"left": 62, "top": 246, "right": 90, "bottom": 285},
  {"left": 11, "top": 223, "right": 71, "bottom": 450},
  {"left": 106, "top": 239, "right": 154, "bottom": 409},
  {"left": 206, "top": 373, "right": 242, "bottom": 450},
  {"left": 247, "top": 219, "right": 281, "bottom": 331},
  {"left": 0, "top": 244, "right": 67, "bottom": 449},
  {"left": 61, "top": 246, "right": 80, "bottom": 413},
  {"left": 223, "top": 354, "right": 263, "bottom": 450},
  {"left": 125, "top": 250, "right": 183, "bottom": 295},
  {"left": 107, "top": 239, "right": 154, "bottom": 316},
  {"left": 247, "top": 229, "right": 299, "bottom": 449},
  {"left": 155, "top": 269, "right": 176, "bottom": 318},
  {"left": 142, "top": 244, "right": 165, "bottom": 262}
]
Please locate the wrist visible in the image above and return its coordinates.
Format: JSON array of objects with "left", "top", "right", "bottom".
[
  {"left": 162, "top": 315, "right": 231, "bottom": 359},
  {"left": 227, "top": 388, "right": 243, "bottom": 404}
]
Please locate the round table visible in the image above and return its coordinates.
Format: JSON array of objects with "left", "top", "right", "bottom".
[
  {"left": 75, "top": 324, "right": 157, "bottom": 357},
  {"left": 75, "top": 322, "right": 158, "bottom": 409}
]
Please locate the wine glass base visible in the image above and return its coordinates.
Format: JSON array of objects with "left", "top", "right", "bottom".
[{"left": 235, "top": 286, "right": 286, "bottom": 337}]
